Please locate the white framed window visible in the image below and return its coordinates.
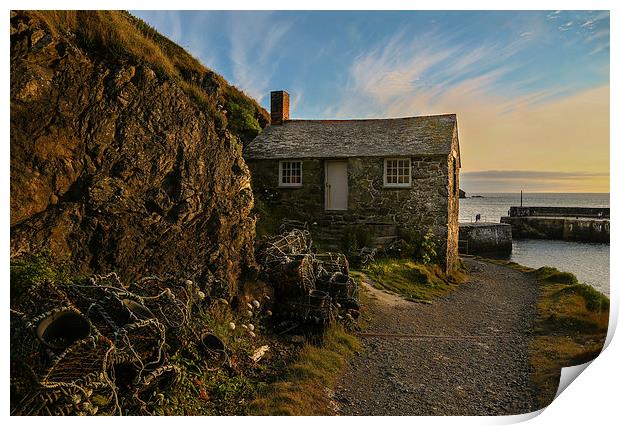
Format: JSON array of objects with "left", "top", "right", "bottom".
[
  {"left": 279, "top": 160, "right": 303, "bottom": 187},
  {"left": 383, "top": 158, "right": 411, "bottom": 187}
]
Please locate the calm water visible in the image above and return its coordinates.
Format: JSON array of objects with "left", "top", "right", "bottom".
[{"left": 459, "top": 193, "right": 610, "bottom": 295}]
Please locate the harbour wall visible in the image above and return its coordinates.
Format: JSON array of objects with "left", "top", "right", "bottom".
[
  {"left": 500, "top": 216, "right": 609, "bottom": 243},
  {"left": 508, "top": 206, "right": 609, "bottom": 219},
  {"left": 458, "top": 222, "right": 512, "bottom": 255}
]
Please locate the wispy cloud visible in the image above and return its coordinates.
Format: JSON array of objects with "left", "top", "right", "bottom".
[
  {"left": 335, "top": 29, "right": 537, "bottom": 118},
  {"left": 227, "top": 13, "right": 293, "bottom": 102},
  {"left": 335, "top": 29, "right": 609, "bottom": 190},
  {"left": 348, "top": 31, "right": 458, "bottom": 105}
]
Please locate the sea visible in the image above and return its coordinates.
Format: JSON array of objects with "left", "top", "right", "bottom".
[{"left": 459, "top": 193, "right": 610, "bottom": 296}]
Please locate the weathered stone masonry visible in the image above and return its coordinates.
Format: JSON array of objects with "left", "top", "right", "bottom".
[{"left": 247, "top": 151, "right": 460, "bottom": 270}]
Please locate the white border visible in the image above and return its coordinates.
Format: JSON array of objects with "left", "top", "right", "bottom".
[{"left": 3, "top": 2, "right": 617, "bottom": 425}]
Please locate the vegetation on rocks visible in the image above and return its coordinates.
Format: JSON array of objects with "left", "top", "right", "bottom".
[
  {"left": 10, "top": 252, "right": 73, "bottom": 305},
  {"left": 20, "top": 10, "right": 269, "bottom": 142}
]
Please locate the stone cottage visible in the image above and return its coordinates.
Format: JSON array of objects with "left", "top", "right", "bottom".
[{"left": 244, "top": 90, "right": 461, "bottom": 270}]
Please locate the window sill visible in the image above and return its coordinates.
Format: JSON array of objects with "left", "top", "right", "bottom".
[
  {"left": 383, "top": 184, "right": 412, "bottom": 189},
  {"left": 278, "top": 184, "right": 303, "bottom": 188}
]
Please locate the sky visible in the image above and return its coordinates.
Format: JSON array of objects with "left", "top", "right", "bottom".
[{"left": 132, "top": 10, "right": 610, "bottom": 193}]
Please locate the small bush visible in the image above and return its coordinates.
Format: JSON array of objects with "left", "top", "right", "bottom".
[
  {"left": 342, "top": 225, "right": 373, "bottom": 259},
  {"left": 391, "top": 228, "right": 437, "bottom": 264}
]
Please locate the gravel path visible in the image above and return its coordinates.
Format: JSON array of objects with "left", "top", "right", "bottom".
[{"left": 334, "top": 258, "right": 540, "bottom": 416}]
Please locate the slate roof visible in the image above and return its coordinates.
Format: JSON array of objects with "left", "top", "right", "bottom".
[{"left": 244, "top": 114, "right": 457, "bottom": 160}]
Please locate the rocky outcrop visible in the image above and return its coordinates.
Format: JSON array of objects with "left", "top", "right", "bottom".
[{"left": 10, "top": 11, "right": 267, "bottom": 295}]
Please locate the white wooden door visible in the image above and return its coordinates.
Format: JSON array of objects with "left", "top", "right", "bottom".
[{"left": 325, "top": 161, "right": 348, "bottom": 211}]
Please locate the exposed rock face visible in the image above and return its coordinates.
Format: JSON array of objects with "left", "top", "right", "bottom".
[{"left": 10, "top": 11, "right": 263, "bottom": 294}]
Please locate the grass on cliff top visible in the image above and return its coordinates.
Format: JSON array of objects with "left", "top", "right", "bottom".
[
  {"left": 359, "top": 258, "right": 467, "bottom": 302},
  {"left": 22, "top": 10, "right": 268, "bottom": 142},
  {"left": 249, "top": 325, "right": 361, "bottom": 415},
  {"left": 480, "top": 258, "right": 609, "bottom": 409}
]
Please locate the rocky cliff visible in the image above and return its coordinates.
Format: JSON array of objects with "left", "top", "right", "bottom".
[{"left": 10, "top": 11, "right": 269, "bottom": 295}]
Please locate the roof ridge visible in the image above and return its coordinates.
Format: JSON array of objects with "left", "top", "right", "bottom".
[{"left": 284, "top": 113, "right": 456, "bottom": 123}]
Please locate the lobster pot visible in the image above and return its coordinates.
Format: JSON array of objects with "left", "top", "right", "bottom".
[
  {"left": 11, "top": 312, "right": 49, "bottom": 389},
  {"left": 36, "top": 309, "right": 92, "bottom": 353},
  {"left": 113, "top": 318, "right": 165, "bottom": 367},
  {"left": 258, "top": 229, "right": 312, "bottom": 267},
  {"left": 62, "top": 273, "right": 127, "bottom": 313},
  {"left": 132, "top": 364, "right": 180, "bottom": 402},
  {"left": 41, "top": 334, "right": 113, "bottom": 387},
  {"left": 17, "top": 281, "right": 76, "bottom": 320},
  {"left": 314, "top": 252, "right": 350, "bottom": 276},
  {"left": 142, "top": 293, "right": 189, "bottom": 331},
  {"left": 337, "top": 277, "right": 360, "bottom": 311},
  {"left": 89, "top": 296, "right": 136, "bottom": 338},
  {"left": 278, "top": 295, "right": 337, "bottom": 326},
  {"left": 270, "top": 254, "right": 317, "bottom": 298},
  {"left": 130, "top": 277, "right": 192, "bottom": 330},
  {"left": 314, "top": 253, "right": 350, "bottom": 296},
  {"left": 198, "top": 332, "right": 228, "bottom": 371},
  {"left": 14, "top": 377, "right": 117, "bottom": 416}
]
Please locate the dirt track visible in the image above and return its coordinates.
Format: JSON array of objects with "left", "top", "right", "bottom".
[{"left": 334, "top": 258, "right": 540, "bottom": 416}]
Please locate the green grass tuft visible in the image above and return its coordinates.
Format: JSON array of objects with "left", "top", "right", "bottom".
[
  {"left": 362, "top": 258, "right": 465, "bottom": 301},
  {"left": 250, "top": 325, "right": 361, "bottom": 415},
  {"left": 533, "top": 266, "right": 578, "bottom": 285},
  {"left": 553, "top": 283, "right": 610, "bottom": 312}
]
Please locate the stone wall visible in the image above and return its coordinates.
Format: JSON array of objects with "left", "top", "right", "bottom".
[
  {"left": 508, "top": 206, "right": 610, "bottom": 219},
  {"left": 247, "top": 154, "right": 459, "bottom": 269},
  {"left": 500, "top": 216, "right": 609, "bottom": 243},
  {"left": 446, "top": 152, "right": 460, "bottom": 271},
  {"left": 458, "top": 223, "right": 512, "bottom": 255}
]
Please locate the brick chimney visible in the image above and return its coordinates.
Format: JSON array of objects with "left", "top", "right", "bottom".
[{"left": 270, "top": 90, "right": 289, "bottom": 125}]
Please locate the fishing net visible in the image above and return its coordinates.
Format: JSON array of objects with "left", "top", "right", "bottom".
[
  {"left": 257, "top": 228, "right": 361, "bottom": 329},
  {"left": 269, "top": 254, "right": 317, "bottom": 298},
  {"left": 258, "top": 229, "right": 312, "bottom": 268},
  {"left": 16, "top": 281, "right": 75, "bottom": 320},
  {"left": 10, "top": 271, "right": 224, "bottom": 416}
]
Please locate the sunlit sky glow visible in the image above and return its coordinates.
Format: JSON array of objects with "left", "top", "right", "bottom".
[{"left": 133, "top": 10, "right": 610, "bottom": 193}]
